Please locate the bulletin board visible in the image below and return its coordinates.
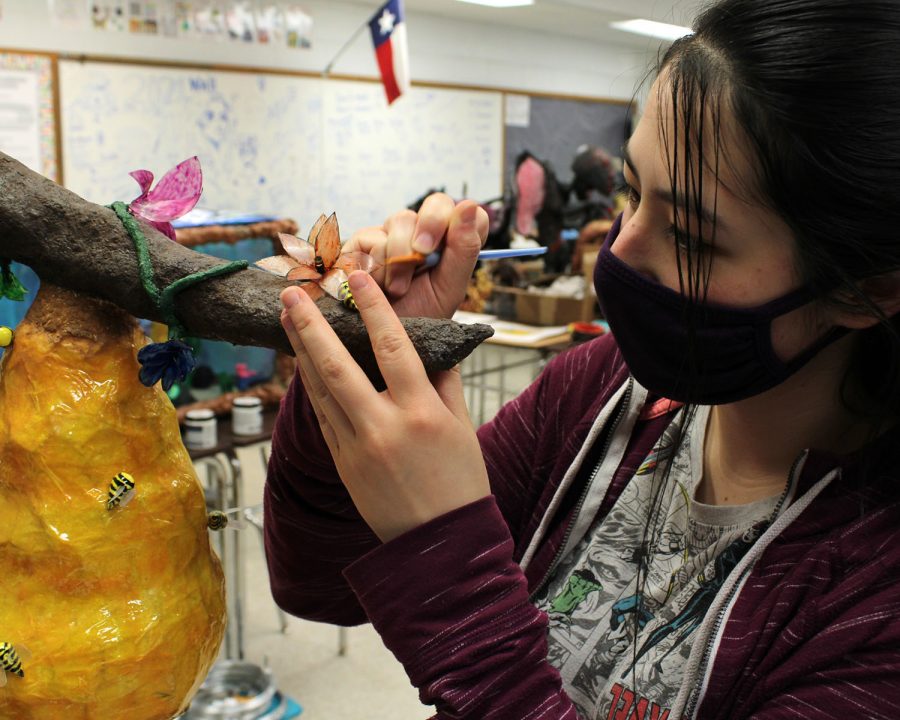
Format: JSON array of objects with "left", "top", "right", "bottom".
[
  {"left": 0, "top": 50, "right": 60, "bottom": 338},
  {"left": 58, "top": 59, "right": 504, "bottom": 234},
  {"left": 0, "top": 50, "right": 61, "bottom": 183},
  {"left": 504, "top": 92, "right": 633, "bottom": 188}
]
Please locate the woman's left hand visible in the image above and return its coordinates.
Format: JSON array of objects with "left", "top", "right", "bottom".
[{"left": 279, "top": 271, "right": 491, "bottom": 543}]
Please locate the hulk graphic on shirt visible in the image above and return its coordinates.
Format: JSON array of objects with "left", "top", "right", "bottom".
[{"left": 549, "top": 569, "right": 603, "bottom": 617}]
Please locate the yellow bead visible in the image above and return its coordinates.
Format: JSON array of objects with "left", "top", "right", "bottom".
[{"left": 0, "top": 326, "right": 12, "bottom": 348}]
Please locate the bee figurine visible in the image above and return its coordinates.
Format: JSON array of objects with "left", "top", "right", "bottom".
[
  {"left": 255, "top": 213, "right": 379, "bottom": 312},
  {"left": 0, "top": 642, "right": 31, "bottom": 687},
  {"left": 337, "top": 280, "right": 358, "bottom": 311},
  {"left": 0, "top": 326, "right": 12, "bottom": 348},
  {"left": 106, "top": 472, "right": 136, "bottom": 511},
  {"left": 207, "top": 508, "right": 248, "bottom": 531}
]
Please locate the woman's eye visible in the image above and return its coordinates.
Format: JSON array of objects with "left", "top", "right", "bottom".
[
  {"left": 617, "top": 182, "right": 641, "bottom": 208},
  {"left": 667, "top": 225, "right": 708, "bottom": 255}
]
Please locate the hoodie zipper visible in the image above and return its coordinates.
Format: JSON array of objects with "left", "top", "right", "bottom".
[
  {"left": 681, "top": 451, "right": 804, "bottom": 718},
  {"left": 528, "top": 378, "right": 634, "bottom": 602}
]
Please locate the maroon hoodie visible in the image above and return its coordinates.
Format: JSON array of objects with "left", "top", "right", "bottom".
[{"left": 264, "top": 333, "right": 900, "bottom": 719}]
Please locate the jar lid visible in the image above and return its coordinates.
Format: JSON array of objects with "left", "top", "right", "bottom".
[
  {"left": 185, "top": 408, "right": 216, "bottom": 420},
  {"left": 233, "top": 397, "right": 262, "bottom": 408}
]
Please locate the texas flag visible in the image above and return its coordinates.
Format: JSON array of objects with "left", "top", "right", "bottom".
[{"left": 369, "top": 0, "right": 410, "bottom": 105}]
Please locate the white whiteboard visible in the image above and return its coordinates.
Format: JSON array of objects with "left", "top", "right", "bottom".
[{"left": 59, "top": 60, "right": 503, "bottom": 235}]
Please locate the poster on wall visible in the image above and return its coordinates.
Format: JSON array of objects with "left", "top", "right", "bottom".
[
  {"left": 283, "top": 4, "right": 312, "bottom": 49},
  {"left": 0, "top": 53, "right": 59, "bottom": 183},
  {"left": 172, "top": 1, "right": 196, "bottom": 35},
  {"left": 91, "top": 1, "right": 128, "bottom": 31},
  {"left": 505, "top": 94, "right": 531, "bottom": 128},
  {"left": 193, "top": 0, "right": 227, "bottom": 39},
  {"left": 225, "top": 0, "right": 255, "bottom": 42},
  {"left": 0, "top": 71, "right": 40, "bottom": 172},
  {"left": 128, "top": 1, "right": 161, "bottom": 34},
  {"left": 48, "top": 0, "right": 90, "bottom": 27},
  {"left": 253, "top": 2, "right": 284, "bottom": 45},
  {"left": 155, "top": 0, "right": 179, "bottom": 36},
  {"left": 44, "top": 0, "right": 309, "bottom": 45}
]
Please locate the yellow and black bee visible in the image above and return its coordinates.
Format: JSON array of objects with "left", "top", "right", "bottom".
[
  {"left": 0, "top": 642, "right": 30, "bottom": 686},
  {"left": 207, "top": 510, "right": 229, "bottom": 531},
  {"left": 106, "top": 472, "right": 136, "bottom": 511},
  {"left": 207, "top": 508, "right": 248, "bottom": 531},
  {"left": 337, "top": 280, "right": 358, "bottom": 311}
]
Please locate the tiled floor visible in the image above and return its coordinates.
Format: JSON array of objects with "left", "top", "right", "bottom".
[{"left": 197, "top": 343, "right": 546, "bottom": 718}]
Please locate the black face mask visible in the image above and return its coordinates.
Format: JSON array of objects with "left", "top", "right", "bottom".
[{"left": 594, "top": 214, "right": 848, "bottom": 404}]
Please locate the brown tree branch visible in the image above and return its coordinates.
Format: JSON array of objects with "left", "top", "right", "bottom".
[{"left": 0, "top": 153, "right": 493, "bottom": 386}]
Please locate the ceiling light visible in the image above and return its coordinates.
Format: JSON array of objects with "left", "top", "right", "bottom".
[
  {"left": 455, "top": 0, "right": 535, "bottom": 7},
  {"left": 610, "top": 18, "right": 692, "bottom": 42}
]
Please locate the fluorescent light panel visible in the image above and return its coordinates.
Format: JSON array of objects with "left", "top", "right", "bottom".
[
  {"left": 455, "top": 0, "right": 535, "bottom": 7},
  {"left": 610, "top": 18, "right": 692, "bottom": 42}
]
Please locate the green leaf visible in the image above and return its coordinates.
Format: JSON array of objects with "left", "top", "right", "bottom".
[{"left": 0, "top": 268, "right": 27, "bottom": 301}]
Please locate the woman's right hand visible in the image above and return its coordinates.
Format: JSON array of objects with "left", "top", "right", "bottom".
[{"left": 342, "top": 193, "right": 490, "bottom": 319}]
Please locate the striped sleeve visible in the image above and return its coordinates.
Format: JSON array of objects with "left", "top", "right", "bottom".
[{"left": 344, "top": 497, "right": 581, "bottom": 719}]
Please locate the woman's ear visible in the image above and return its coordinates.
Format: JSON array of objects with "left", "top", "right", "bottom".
[{"left": 831, "top": 272, "right": 900, "bottom": 329}]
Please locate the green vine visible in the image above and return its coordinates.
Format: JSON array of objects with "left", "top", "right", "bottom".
[{"left": 109, "top": 201, "right": 247, "bottom": 340}]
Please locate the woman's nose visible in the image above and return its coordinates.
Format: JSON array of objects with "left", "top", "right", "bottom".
[{"left": 610, "top": 216, "right": 663, "bottom": 283}]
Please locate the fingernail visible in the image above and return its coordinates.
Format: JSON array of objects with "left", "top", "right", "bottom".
[
  {"left": 460, "top": 205, "right": 477, "bottom": 227},
  {"left": 282, "top": 289, "right": 302, "bottom": 309},
  {"left": 413, "top": 232, "right": 436, "bottom": 254},
  {"left": 348, "top": 271, "right": 368, "bottom": 292}
]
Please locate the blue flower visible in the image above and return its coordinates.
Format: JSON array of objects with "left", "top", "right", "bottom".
[{"left": 137, "top": 339, "right": 197, "bottom": 391}]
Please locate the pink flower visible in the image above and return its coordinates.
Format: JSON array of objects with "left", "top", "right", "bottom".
[{"left": 128, "top": 156, "right": 203, "bottom": 240}]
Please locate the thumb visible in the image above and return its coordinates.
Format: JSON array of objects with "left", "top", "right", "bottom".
[
  {"left": 429, "top": 201, "right": 488, "bottom": 312},
  {"left": 432, "top": 365, "right": 474, "bottom": 427}
]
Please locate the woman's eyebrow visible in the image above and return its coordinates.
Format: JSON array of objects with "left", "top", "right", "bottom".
[
  {"left": 621, "top": 142, "right": 726, "bottom": 231},
  {"left": 622, "top": 143, "right": 640, "bottom": 183}
]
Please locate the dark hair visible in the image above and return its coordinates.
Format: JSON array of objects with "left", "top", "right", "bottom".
[{"left": 658, "top": 0, "right": 900, "bottom": 424}]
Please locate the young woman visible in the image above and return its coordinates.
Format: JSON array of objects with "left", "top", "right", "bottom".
[{"left": 264, "top": 0, "right": 900, "bottom": 716}]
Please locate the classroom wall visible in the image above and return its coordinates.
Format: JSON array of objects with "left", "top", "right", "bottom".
[{"left": 0, "top": 0, "right": 653, "bottom": 101}]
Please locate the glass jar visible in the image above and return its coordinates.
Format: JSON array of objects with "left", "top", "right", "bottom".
[
  {"left": 183, "top": 408, "right": 217, "bottom": 449},
  {"left": 232, "top": 396, "right": 263, "bottom": 436}
]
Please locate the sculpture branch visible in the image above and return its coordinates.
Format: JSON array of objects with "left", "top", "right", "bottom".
[{"left": 0, "top": 153, "right": 493, "bottom": 385}]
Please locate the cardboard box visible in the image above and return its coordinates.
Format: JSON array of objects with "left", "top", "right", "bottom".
[
  {"left": 492, "top": 286, "right": 597, "bottom": 326},
  {"left": 490, "top": 250, "right": 600, "bottom": 327}
]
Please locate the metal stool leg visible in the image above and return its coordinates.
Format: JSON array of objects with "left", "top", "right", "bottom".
[
  {"left": 245, "top": 445, "right": 347, "bottom": 653},
  {"left": 242, "top": 504, "right": 289, "bottom": 634}
]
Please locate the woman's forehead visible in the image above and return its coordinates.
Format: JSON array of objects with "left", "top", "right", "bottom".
[{"left": 630, "top": 74, "right": 759, "bottom": 206}]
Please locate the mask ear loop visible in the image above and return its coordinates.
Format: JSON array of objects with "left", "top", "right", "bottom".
[
  {"left": 754, "top": 285, "right": 852, "bottom": 378},
  {"left": 757, "top": 323, "right": 851, "bottom": 378}
]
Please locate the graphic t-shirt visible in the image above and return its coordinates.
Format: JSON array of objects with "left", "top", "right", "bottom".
[{"left": 534, "top": 406, "right": 786, "bottom": 719}]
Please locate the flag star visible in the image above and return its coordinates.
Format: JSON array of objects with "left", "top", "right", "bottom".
[{"left": 378, "top": 8, "right": 396, "bottom": 35}]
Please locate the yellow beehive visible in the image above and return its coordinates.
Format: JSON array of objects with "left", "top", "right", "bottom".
[{"left": 0, "top": 285, "right": 225, "bottom": 720}]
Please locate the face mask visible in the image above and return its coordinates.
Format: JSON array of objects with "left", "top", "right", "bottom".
[{"left": 593, "top": 214, "right": 848, "bottom": 404}]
